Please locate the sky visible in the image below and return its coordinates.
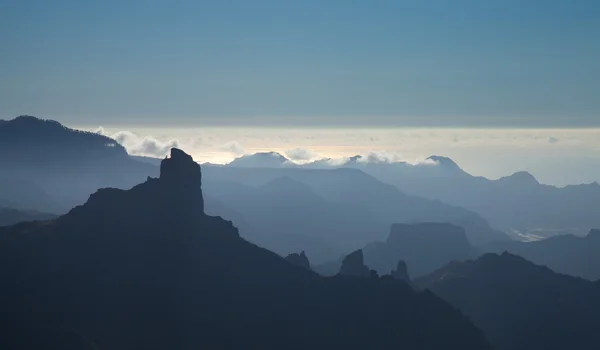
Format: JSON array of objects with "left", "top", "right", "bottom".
[
  {"left": 2, "top": 1, "right": 600, "bottom": 185},
  {"left": 84, "top": 125, "right": 600, "bottom": 187},
  {"left": 1, "top": 0, "right": 599, "bottom": 127}
]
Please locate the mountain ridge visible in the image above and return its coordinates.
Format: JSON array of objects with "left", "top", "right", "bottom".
[{"left": 0, "top": 148, "right": 493, "bottom": 350}]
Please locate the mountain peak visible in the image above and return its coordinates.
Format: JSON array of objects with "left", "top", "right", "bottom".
[
  {"left": 499, "top": 171, "right": 539, "bottom": 185},
  {"left": 228, "top": 152, "right": 292, "bottom": 168},
  {"left": 426, "top": 156, "right": 461, "bottom": 170},
  {"left": 160, "top": 148, "right": 204, "bottom": 213}
]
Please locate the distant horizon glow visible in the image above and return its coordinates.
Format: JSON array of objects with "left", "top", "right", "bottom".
[{"left": 76, "top": 124, "right": 600, "bottom": 187}]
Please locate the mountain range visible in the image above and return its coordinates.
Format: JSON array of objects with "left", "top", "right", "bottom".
[
  {"left": 228, "top": 152, "right": 600, "bottom": 238},
  {"left": 0, "top": 116, "right": 508, "bottom": 265},
  {"left": 0, "top": 148, "right": 492, "bottom": 350}
]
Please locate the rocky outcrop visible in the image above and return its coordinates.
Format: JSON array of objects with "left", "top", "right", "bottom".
[
  {"left": 363, "top": 223, "right": 477, "bottom": 278},
  {"left": 391, "top": 260, "right": 410, "bottom": 283},
  {"left": 285, "top": 251, "right": 311, "bottom": 270},
  {"left": 160, "top": 148, "right": 204, "bottom": 213},
  {"left": 339, "top": 250, "right": 370, "bottom": 277}
]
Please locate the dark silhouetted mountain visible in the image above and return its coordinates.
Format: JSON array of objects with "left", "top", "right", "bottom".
[
  {"left": 339, "top": 250, "right": 371, "bottom": 277},
  {"left": 363, "top": 223, "right": 478, "bottom": 278},
  {"left": 228, "top": 152, "right": 296, "bottom": 168},
  {"left": 0, "top": 116, "right": 157, "bottom": 213},
  {"left": 483, "top": 229, "right": 600, "bottom": 280},
  {"left": 205, "top": 165, "right": 508, "bottom": 247},
  {"left": 416, "top": 253, "right": 600, "bottom": 350},
  {"left": 0, "top": 207, "right": 56, "bottom": 227},
  {"left": 285, "top": 251, "right": 311, "bottom": 270},
  {"left": 0, "top": 148, "right": 492, "bottom": 350}
]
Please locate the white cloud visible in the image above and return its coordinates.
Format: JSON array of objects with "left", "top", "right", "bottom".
[
  {"left": 219, "top": 141, "right": 246, "bottom": 156},
  {"left": 360, "top": 151, "right": 404, "bottom": 164},
  {"left": 94, "top": 126, "right": 180, "bottom": 157},
  {"left": 285, "top": 148, "right": 318, "bottom": 161}
]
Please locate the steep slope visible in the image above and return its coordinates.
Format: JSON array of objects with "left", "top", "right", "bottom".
[
  {"left": 0, "top": 149, "right": 492, "bottom": 350},
  {"left": 483, "top": 229, "right": 600, "bottom": 280},
  {"left": 416, "top": 253, "right": 600, "bottom": 350}
]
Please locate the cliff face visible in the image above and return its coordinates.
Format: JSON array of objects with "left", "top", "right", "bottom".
[{"left": 0, "top": 149, "right": 492, "bottom": 350}]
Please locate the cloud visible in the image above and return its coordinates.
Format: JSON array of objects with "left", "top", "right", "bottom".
[
  {"left": 219, "top": 141, "right": 246, "bottom": 155},
  {"left": 285, "top": 148, "right": 318, "bottom": 161},
  {"left": 360, "top": 151, "right": 404, "bottom": 164},
  {"left": 548, "top": 136, "right": 559, "bottom": 144},
  {"left": 94, "top": 126, "right": 180, "bottom": 157}
]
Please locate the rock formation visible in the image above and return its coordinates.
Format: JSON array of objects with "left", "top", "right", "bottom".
[
  {"left": 363, "top": 223, "right": 477, "bottom": 278},
  {"left": 285, "top": 251, "right": 311, "bottom": 270},
  {"left": 391, "top": 260, "right": 410, "bottom": 283},
  {"left": 339, "top": 250, "right": 371, "bottom": 277}
]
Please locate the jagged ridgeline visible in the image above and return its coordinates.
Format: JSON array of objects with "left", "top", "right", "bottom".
[{"left": 0, "top": 149, "right": 492, "bottom": 350}]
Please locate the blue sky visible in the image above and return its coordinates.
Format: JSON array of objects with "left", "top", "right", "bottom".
[{"left": 1, "top": 0, "right": 599, "bottom": 127}]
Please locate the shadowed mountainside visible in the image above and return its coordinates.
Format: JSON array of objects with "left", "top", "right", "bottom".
[
  {"left": 416, "top": 253, "right": 600, "bottom": 350},
  {"left": 0, "top": 116, "right": 157, "bottom": 213},
  {"left": 483, "top": 229, "right": 600, "bottom": 280}
]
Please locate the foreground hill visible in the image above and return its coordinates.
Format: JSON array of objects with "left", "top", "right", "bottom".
[
  {"left": 416, "top": 253, "right": 600, "bottom": 350},
  {"left": 0, "top": 149, "right": 492, "bottom": 350},
  {"left": 483, "top": 229, "right": 600, "bottom": 280}
]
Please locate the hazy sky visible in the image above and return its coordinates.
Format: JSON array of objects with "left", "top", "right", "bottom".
[
  {"left": 85, "top": 125, "right": 600, "bottom": 187},
  {"left": 2, "top": 0, "right": 599, "bottom": 127}
]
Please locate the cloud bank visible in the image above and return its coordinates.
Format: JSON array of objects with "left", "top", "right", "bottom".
[
  {"left": 95, "top": 127, "right": 180, "bottom": 158},
  {"left": 285, "top": 148, "right": 318, "bottom": 162}
]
